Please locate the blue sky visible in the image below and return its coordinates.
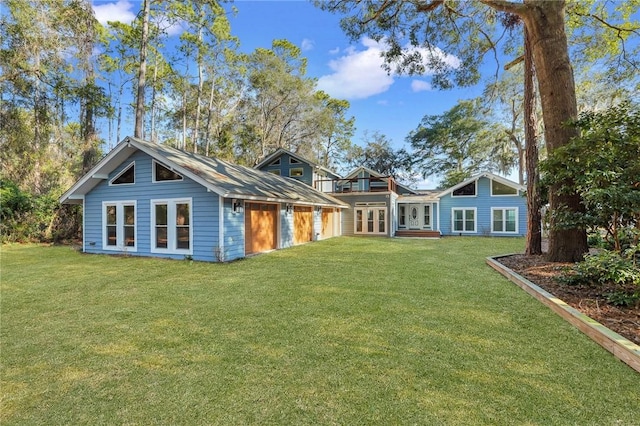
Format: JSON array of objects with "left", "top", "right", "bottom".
[{"left": 92, "top": 0, "right": 492, "bottom": 186}]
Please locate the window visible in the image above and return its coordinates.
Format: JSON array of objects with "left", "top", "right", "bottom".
[
  {"left": 102, "top": 201, "right": 137, "bottom": 251},
  {"left": 452, "top": 181, "right": 476, "bottom": 197},
  {"left": 355, "top": 207, "right": 386, "bottom": 235},
  {"left": 110, "top": 162, "right": 135, "bottom": 185},
  {"left": 268, "top": 169, "right": 281, "bottom": 175},
  {"left": 491, "top": 180, "right": 518, "bottom": 196},
  {"left": 289, "top": 168, "right": 304, "bottom": 177},
  {"left": 423, "top": 205, "right": 431, "bottom": 227},
  {"left": 151, "top": 198, "right": 192, "bottom": 254},
  {"left": 153, "top": 160, "right": 183, "bottom": 182},
  {"left": 289, "top": 157, "right": 302, "bottom": 164},
  {"left": 452, "top": 208, "right": 476, "bottom": 233},
  {"left": 492, "top": 208, "right": 518, "bottom": 233},
  {"left": 269, "top": 158, "right": 281, "bottom": 166},
  {"left": 399, "top": 205, "right": 406, "bottom": 227}
]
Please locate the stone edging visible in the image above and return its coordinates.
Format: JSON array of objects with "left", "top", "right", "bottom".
[{"left": 486, "top": 254, "right": 640, "bottom": 374}]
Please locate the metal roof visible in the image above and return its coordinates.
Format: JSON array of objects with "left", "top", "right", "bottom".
[{"left": 60, "top": 137, "right": 347, "bottom": 208}]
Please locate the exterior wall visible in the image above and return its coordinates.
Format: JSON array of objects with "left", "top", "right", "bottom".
[
  {"left": 439, "top": 177, "right": 527, "bottom": 236},
  {"left": 280, "top": 204, "right": 294, "bottom": 249},
  {"left": 334, "top": 193, "right": 393, "bottom": 237},
  {"left": 84, "top": 150, "right": 220, "bottom": 262},
  {"left": 257, "top": 153, "right": 314, "bottom": 186},
  {"left": 396, "top": 201, "right": 439, "bottom": 232},
  {"left": 313, "top": 207, "right": 322, "bottom": 240},
  {"left": 222, "top": 198, "right": 244, "bottom": 261}
]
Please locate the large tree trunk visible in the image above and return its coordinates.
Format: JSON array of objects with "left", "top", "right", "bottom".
[
  {"left": 134, "top": 0, "right": 150, "bottom": 139},
  {"left": 523, "top": 26, "right": 542, "bottom": 255},
  {"left": 522, "top": 1, "right": 587, "bottom": 262}
]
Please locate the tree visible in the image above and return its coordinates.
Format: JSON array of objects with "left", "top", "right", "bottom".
[
  {"left": 314, "top": 91, "right": 355, "bottom": 169},
  {"left": 542, "top": 102, "right": 640, "bottom": 253},
  {"left": 408, "top": 99, "right": 510, "bottom": 188},
  {"left": 346, "top": 131, "right": 416, "bottom": 184},
  {"left": 318, "top": 0, "right": 639, "bottom": 261},
  {"left": 134, "top": 0, "right": 150, "bottom": 139}
]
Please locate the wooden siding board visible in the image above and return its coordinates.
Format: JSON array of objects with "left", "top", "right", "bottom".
[
  {"left": 439, "top": 177, "right": 526, "bottom": 236},
  {"left": 84, "top": 150, "right": 220, "bottom": 261}
]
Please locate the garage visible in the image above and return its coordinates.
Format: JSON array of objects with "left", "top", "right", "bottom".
[
  {"left": 321, "top": 208, "right": 335, "bottom": 238},
  {"left": 245, "top": 202, "right": 278, "bottom": 255},
  {"left": 293, "top": 206, "right": 313, "bottom": 244}
]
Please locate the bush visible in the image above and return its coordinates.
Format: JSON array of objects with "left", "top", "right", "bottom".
[
  {"left": 559, "top": 248, "right": 640, "bottom": 307},
  {"left": 0, "top": 178, "right": 80, "bottom": 243}
]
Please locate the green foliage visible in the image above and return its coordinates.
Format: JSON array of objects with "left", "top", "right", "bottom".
[
  {"left": 408, "top": 99, "right": 515, "bottom": 187},
  {"left": 0, "top": 178, "right": 80, "bottom": 243},
  {"left": 559, "top": 248, "right": 640, "bottom": 307},
  {"left": 542, "top": 101, "right": 640, "bottom": 250}
]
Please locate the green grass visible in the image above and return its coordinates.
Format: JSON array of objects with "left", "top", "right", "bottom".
[{"left": 2, "top": 237, "right": 639, "bottom": 425}]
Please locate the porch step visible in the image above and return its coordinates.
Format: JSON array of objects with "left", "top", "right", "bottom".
[{"left": 395, "top": 230, "right": 441, "bottom": 238}]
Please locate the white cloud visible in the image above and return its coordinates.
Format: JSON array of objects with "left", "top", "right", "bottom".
[
  {"left": 411, "top": 80, "right": 432, "bottom": 92},
  {"left": 301, "top": 38, "right": 314, "bottom": 51},
  {"left": 317, "top": 38, "right": 394, "bottom": 100},
  {"left": 92, "top": 0, "right": 135, "bottom": 25},
  {"left": 329, "top": 47, "right": 340, "bottom": 55},
  {"left": 317, "top": 37, "right": 459, "bottom": 100}
]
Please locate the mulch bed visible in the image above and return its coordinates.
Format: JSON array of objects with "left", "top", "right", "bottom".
[{"left": 497, "top": 254, "right": 640, "bottom": 346}]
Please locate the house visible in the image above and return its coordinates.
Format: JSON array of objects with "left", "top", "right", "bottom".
[
  {"left": 255, "top": 150, "right": 527, "bottom": 239},
  {"left": 59, "top": 137, "right": 346, "bottom": 262},
  {"left": 60, "top": 138, "right": 527, "bottom": 263}
]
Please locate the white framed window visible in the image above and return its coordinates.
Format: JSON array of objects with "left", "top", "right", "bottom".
[
  {"left": 151, "top": 198, "right": 193, "bottom": 255},
  {"left": 289, "top": 157, "right": 302, "bottom": 164},
  {"left": 109, "top": 162, "right": 135, "bottom": 186},
  {"left": 399, "top": 205, "right": 406, "bottom": 228},
  {"left": 268, "top": 169, "right": 281, "bottom": 175},
  {"left": 102, "top": 201, "right": 137, "bottom": 251},
  {"left": 153, "top": 160, "right": 183, "bottom": 182},
  {"left": 452, "top": 208, "right": 476, "bottom": 233},
  {"left": 423, "top": 205, "right": 431, "bottom": 228},
  {"left": 289, "top": 168, "right": 304, "bottom": 177},
  {"left": 492, "top": 207, "right": 518, "bottom": 233},
  {"left": 491, "top": 180, "right": 518, "bottom": 196},
  {"left": 452, "top": 181, "right": 476, "bottom": 197},
  {"left": 354, "top": 207, "right": 386, "bottom": 235},
  {"left": 269, "top": 158, "right": 281, "bottom": 166}
]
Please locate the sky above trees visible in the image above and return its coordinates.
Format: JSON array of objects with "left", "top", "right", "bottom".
[{"left": 91, "top": 0, "right": 489, "bottom": 186}]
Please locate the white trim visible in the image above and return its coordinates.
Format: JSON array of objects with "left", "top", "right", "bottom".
[
  {"left": 451, "top": 180, "right": 477, "bottom": 198},
  {"left": 451, "top": 207, "right": 477, "bottom": 233},
  {"left": 491, "top": 207, "right": 519, "bottom": 234},
  {"left": 150, "top": 197, "right": 193, "bottom": 256},
  {"left": 436, "top": 201, "right": 440, "bottom": 232},
  {"left": 152, "top": 159, "right": 183, "bottom": 183},
  {"left": 437, "top": 172, "right": 525, "bottom": 198},
  {"left": 354, "top": 206, "right": 387, "bottom": 235},
  {"left": 270, "top": 158, "right": 281, "bottom": 166},
  {"left": 82, "top": 196, "right": 86, "bottom": 253},
  {"left": 109, "top": 161, "right": 135, "bottom": 186},
  {"left": 491, "top": 179, "right": 519, "bottom": 196},
  {"left": 102, "top": 200, "right": 138, "bottom": 251},
  {"left": 289, "top": 156, "right": 302, "bottom": 164},
  {"left": 219, "top": 196, "right": 224, "bottom": 261},
  {"left": 289, "top": 167, "right": 304, "bottom": 177}
]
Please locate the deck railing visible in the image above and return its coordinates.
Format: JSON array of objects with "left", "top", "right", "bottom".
[{"left": 314, "top": 176, "right": 398, "bottom": 194}]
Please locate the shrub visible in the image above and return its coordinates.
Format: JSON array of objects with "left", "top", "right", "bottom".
[{"left": 559, "top": 248, "right": 640, "bottom": 307}]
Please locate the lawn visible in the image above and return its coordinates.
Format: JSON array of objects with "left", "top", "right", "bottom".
[{"left": 2, "top": 237, "right": 639, "bottom": 425}]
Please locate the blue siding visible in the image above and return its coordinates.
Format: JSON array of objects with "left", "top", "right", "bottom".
[
  {"left": 258, "top": 153, "right": 314, "bottom": 186},
  {"left": 84, "top": 150, "right": 221, "bottom": 261},
  {"left": 222, "top": 198, "right": 245, "bottom": 261},
  {"left": 439, "top": 177, "right": 526, "bottom": 236},
  {"left": 280, "top": 205, "right": 294, "bottom": 248}
]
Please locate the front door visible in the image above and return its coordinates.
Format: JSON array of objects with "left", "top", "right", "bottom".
[{"left": 408, "top": 205, "right": 420, "bottom": 229}]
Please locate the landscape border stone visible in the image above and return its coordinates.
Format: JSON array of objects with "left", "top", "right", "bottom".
[{"left": 487, "top": 254, "right": 640, "bottom": 374}]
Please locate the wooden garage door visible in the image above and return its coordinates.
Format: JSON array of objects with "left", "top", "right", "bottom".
[
  {"left": 321, "top": 208, "right": 335, "bottom": 238},
  {"left": 293, "top": 206, "right": 313, "bottom": 244},
  {"left": 245, "top": 203, "right": 278, "bottom": 255}
]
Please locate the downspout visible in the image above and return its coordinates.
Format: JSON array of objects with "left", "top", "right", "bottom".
[{"left": 218, "top": 195, "right": 224, "bottom": 262}]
